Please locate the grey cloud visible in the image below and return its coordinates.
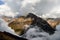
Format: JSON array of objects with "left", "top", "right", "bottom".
[{"left": 4, "top": 0, "right": 60, "bottom": 18}]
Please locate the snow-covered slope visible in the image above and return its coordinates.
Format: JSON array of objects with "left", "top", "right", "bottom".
[{"left": 0, "top": 18, "right": 16, "bottom": 34}]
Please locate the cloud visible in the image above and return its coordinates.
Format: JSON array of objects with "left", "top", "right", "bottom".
[
  {"left": 21, "top": 25, "right": 60, "bottom": 40},
  {"left": 3, "top": 0, "right": 60, "bottom": 18},
  {"left": 0, "top": 0, "right": 60, "bottom": 40},
  {"left": 0, "top": 3, "right": 18, "bottom": 18},
  {"left": 21, "top": 0, "right": 40, "bottom": 8},
  {"left": 49, "top": 31, "right": 60, "bottom": 40},
  {"left": 0, "top": 18, "right": 16, "bottom": 34},
  {"left": 4, "top": 0, "right": 41, "bottom": 16},
  {"left": 42, "top": 6, "right": 60, "bottom": 18}
]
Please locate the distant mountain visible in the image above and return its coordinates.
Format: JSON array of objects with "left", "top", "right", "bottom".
[{"left": 2, "top": 16, "right": 13, "bottom": 23}]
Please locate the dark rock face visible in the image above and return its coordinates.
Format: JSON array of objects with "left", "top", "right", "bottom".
[
  {"left": 26, "top": 13, "right": 37, "bottom": 25},
  {"left": 0, "top": 31, "right": 27, "bottom": 40},
  {"left": 26, "top": 13, "right": 55, "bottom": 35}
]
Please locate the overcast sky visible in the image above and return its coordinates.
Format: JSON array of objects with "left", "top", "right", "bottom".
[{"left": 0, "top": 0, "right": 60, "bottom": 18}]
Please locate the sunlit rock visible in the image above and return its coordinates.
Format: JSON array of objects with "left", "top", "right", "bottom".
[{"left": 8, "top": 16, "right": 33, "bottom": 35}]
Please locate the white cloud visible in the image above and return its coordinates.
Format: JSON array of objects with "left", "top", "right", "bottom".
[
  {"left": 21, "top": 0, "right": 40, "bottom": 8},
  {"left": 0, "top": 3, "right": 18, "bottom": 18},
  {"left": 3, "top": 0, "right": 60, "bottom": 18},
  {"left": 3, "top": 0, "right": 41, "bottom": 16},
  {"left": 22, "top": 25, "right": 60, "bottom": 40},
  {"left": 42, "top": 6, "right": 60, "bottom": 18}
]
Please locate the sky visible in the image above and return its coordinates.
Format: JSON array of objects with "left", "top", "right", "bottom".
[
  {"left": 0, "top": 0, "right": 17, "bottom": 18},
  {"left": 0, "top": 0, "right": 60, "bottom": 18},
  {"left": 0, "top": 0, "right": 4, "bottom": 5}
]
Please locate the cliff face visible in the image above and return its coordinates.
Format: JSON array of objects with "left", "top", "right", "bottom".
[{"left": 8, "top": 16, "right": 33, "bottom": 35}]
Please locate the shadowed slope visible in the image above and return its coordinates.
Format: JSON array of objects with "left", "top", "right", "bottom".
[
  {"left": 26, "top": 13, "right": 56, "bottom": 35},
  {"left": 0, "top": 31, "right": 27, "bottom": 40}
]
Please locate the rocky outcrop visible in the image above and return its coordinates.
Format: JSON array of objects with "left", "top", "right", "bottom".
[
  {"left": 47, "top": 19, "right": 60, "bottom": 29},
  {"left": 8, "top": 16, "right": 33, "bottom": 35},
  {"left": 0, "top": 31, "right": 27, "bottom": 40},
  {"left": 26, "top": 13, "right": 56, "bottom": 35}
]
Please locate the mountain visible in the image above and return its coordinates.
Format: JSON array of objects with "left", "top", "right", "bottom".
[{"left": 2, "top": 13, "right": 60, "bottom": 35}]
